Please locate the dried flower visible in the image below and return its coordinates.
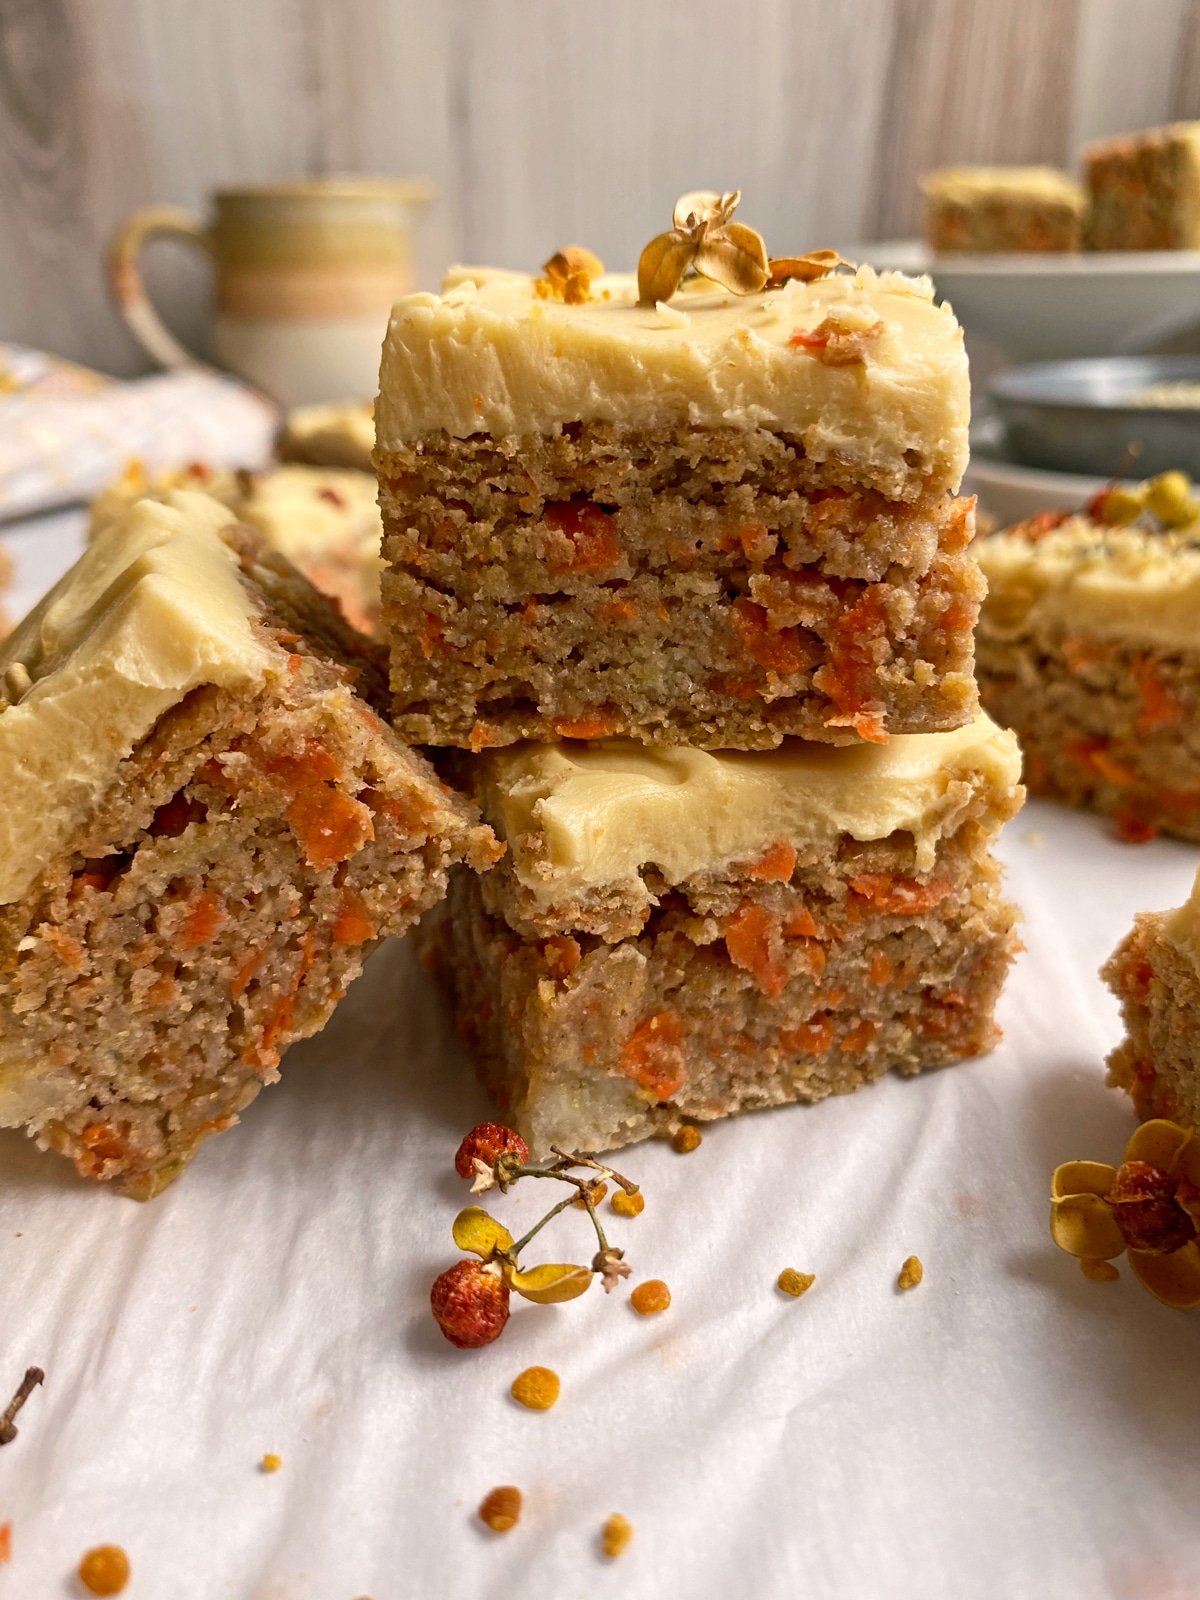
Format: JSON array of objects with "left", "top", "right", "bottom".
[
  {"left": 638, "top": 190, "right": 768, "bottom": 305},
  {"left": 671, "top": 1125, "right": 702, "bottom": 1154},
  {"left": 630, "top": 1279, "right": 671, "bottom": 1316},
  {"left": 611, "top": 1188, "right": 644, "bottom": 1218},
  {"left": 479, "top": 1485, "right": 522, "bottom": 1533},
  {"left": 593, "top": 1246, "right": 632, "bottom": 1293},
  {"left": 1051, "top": 1119, "right": 1200, "bottom": 1308},
  {"left": 260, "top": 1453, "right": 282, "bottom": 1473},
  {"left": 768, "top": 250, "right": 854, "bottom": 286},
  {"left": 535, "top": 246, "right": 604, "bottom": 305},
  {"left": 0, "top": 1523, "right": 10, "bottom": 1565},
  {"left": 777, "top": 1268, "right": 815, "bottom": 1298},
  {"left": 897, "top": 1256, "right": 924, "bottom": 1291},
  {"left": 431, "top": 1131, "right": 642, "bottom": 1345},
  {"left": 510, "top": 1366, "right": 561, "bottom": 1411},
  {"left": 602, "top": 1512, "right": 634, "bottom": 1559}
]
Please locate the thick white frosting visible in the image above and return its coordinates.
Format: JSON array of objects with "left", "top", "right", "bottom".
[
  {"left": 480, "top": 714, "right": 1021, "bottom": 897},
  {"left": 376, "top": 264, "right": 970, "bottom": 494},
  {"left": 978, "top": 518, "right": 1200, "bottom": 651},
  {"left": 0, "top": 491, "right": 276, "bottom": 905}
]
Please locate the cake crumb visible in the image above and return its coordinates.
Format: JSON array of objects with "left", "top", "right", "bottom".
[
  {"left": 1081, "top": 1257, "right": 1120, "bottom": 1283},
  {"left": 77, "top": 1545, "right": 130, "bottom": 1595},
  {"left": 611, "top": 1188, "right": 645, "bottom": 1218},
  {"left": 260, "top": 1453, "right": 282, "bottom": 1473},
  {"left": 1021, "top": 829, "right": 1045, "bottom": 847},
  {"left": 671, "top": 1125, "right": 702, "bottom": 1154},
  {"left": 602, "top": 1512, "right": 634, "bottom": 1558},
  {"left": 630, "top": 1279, "right": 671, "bottom": 1315},
  {"left": 897, "top": 1255, "right": 924, "bottom": 1291},
  {"left": 479, "top": 1485, "right": 522, "bottom": 1533},
  {"left": 777, "top": 1268, "right": 815, "bottom": 1298},
  {"left": 510, "top": 1366, "right": 561, "bottom": 1411}
]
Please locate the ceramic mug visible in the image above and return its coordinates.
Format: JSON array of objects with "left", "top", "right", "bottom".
[{"left": 110, "top": 179, "right": 431, "bottom": 407}]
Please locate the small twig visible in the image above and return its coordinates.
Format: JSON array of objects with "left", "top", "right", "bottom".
[
  {"left": 506, "top": 1193, "right": 580, "bottom": 1260},
  {"left": 0, "top": 1367, "right": 44, "bottom": 1446},
  {"left": 548, "top": 1146, "right": 640, "bottom": 1196},
  {"left": 580, "top": 1193, "right": 610, "bottom": 1255}
]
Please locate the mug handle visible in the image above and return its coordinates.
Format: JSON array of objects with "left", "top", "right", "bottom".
[{"left": 109, "top": 207, "right": 213, "bottom": 370}]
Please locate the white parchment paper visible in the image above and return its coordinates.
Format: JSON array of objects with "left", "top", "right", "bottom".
[{"left": 1, "top": 514, "right": 1198, "bottom": 1600}]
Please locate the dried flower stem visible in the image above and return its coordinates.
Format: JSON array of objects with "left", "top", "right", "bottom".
[{"left": 0, "top": 1367, "right": 44, "bottom": 1446}]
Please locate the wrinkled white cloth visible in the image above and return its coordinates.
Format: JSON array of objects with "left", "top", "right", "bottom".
[
  {"left": 0, "top": 345, "right": 278, "bottom": 524},
  {"left": 0, "top": 516, "right": 1198, "bottom": 1599}
]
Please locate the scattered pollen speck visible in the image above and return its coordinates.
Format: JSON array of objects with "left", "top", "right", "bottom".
[
  {"left": 897, "top": 1255, "right": 924, "bottom": 1291},
  {"left": 777, "top": 1268, "right": 815, "bottom": 1298},
  {"left": 602, "top": 1512, "right": 634, "bottom": 1558}
]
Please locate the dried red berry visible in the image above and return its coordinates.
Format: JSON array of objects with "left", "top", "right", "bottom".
[
  {"left": 454, "top": 1123, "right": 530, "bottom": 1181},
  {"left": 431, "top": 1259, "right": 511, "bottom": 1348},
  {"left": 1108, "top": 1160, "right": 1197, "bottom": 1256}
]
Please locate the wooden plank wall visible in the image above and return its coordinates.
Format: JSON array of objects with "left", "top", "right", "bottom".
[{"left": 1, "top": 0, "right": 1197, "bottom": 376}]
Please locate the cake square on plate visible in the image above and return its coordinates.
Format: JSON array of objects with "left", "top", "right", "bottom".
[
  {"left": 921, "top": 167, "right": 1085, "bottom": 254},
  {"left": 975, "top": 505, "right": 1200, "bottom": 841},
  {"left": 1084, "top": 123, "right": 1200, "bottom": 251},
  {"left": 0, "top": 489, "right": 497, "bottom": 1195}
]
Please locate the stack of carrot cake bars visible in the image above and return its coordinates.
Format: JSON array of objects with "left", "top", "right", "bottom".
[{"left": 376, "top": 193, "right": 1025, "bottom": 1152}]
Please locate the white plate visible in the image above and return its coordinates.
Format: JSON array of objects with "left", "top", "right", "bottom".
[
  {"left": 858, "top": 240, "right": 1200, "bottom": 364},
  {"left": 964, "top": 451, "right": 1107, "bottom": 528}
]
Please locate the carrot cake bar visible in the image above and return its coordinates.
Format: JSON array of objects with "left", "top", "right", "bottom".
[
  {"left": 422, "top": 715, "right": 1023, "bottom": 1154},
  {"left": 376, "top": 251, "right": 980, "bottom": 751},
  {"left": 0, "top": 489, "right": 497, "bottom": 1196},
  {"left": 921, "top": 167, "right": 1085, "bottom": 254},
  {"left": 90, "top": 460, "right": 383, "bottom": 633},
  {"left": 1104, "top": 866, "right": 1200, "bottom": 1129},
  {"left": 1084, "top": 123, "right": 1200, "bottom": 251},
  {"left": 278, "top": 399, "right": 375, "bottom": 473},
  {"left": 976, "top": 500, "right": 1200, "bottom": 841}
]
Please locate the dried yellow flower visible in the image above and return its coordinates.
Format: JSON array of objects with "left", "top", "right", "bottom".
[
  {"left": 768, "top": 250, "right": 854, "bottom": 287},
  {"left": 777, "top": 1268, "right": 815, "bottom": 1298},
  {"left": 1080, "top": 1258, "right": 1120, "bottom": 1283},
  {"left": 1050, "top": 1119, "right": 1200, "bottom": 1309},
  {"left": 897, "top": 1255, "right": 923, "bottom": 1291},
  {"left": 260, "top": 1452, "right": 282, "bottom": 1473},
  {"left": 671, "top": 1124, "right": 702, "bottom": 1154},
  {"left": 637, "top": 189, "right": 768, "bottom": 305},
  {"left": 611, "top": 1188, "right": 644, "bottom": 1218},
  {"left": 602, "top": 1512, "right": 634, "bottom": 1559},
  {"left": 535, "top": 246, "right": 604, "bottom": 305},
  {"left": 479, "top": 1485, "right": 522, "bottom": 1533}
]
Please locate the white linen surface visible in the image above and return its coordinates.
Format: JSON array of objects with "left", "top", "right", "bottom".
[{"left": 0, "top": 513, "right": 1198, "bottom": 1600}]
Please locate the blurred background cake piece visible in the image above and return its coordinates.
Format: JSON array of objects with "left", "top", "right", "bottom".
[
  {"left": 921, "top": 167, "right": 1085, "bottom": 254},
  {"left": 1084, "top": 123, "right": 1200, "bottom": 251}
]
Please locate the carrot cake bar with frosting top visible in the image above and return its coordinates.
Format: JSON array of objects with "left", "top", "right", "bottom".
[
  {"left": 0, "top": 489, "right": 496, "bottom": 1195},
  {"left": 376, "top": 200, "right": 980, "bottom": 751},
  {"left": 425, "top": 713, "right": 1023, "bottom": 1155},
  {"left": 976, "top": 495, "right": 1200, "bottom": 840}
]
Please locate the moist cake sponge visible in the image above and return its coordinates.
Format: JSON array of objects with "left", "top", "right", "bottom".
[
  {"left": 423, "top": 716, "right": 1024, "bottom": 1155},
  {"left": 377, "top": 263, "right": 980, "bottom": 751},
  {"left": 1084, "top": 123, "right": 1200, "bottom": 251},
  {"left": 0, "top": 490, "right": 498, "bottom": 1196}
]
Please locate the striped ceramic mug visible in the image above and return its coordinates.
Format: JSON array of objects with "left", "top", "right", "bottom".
[{"left": 110, "top": 179, "right": 431, "bottom": 407}]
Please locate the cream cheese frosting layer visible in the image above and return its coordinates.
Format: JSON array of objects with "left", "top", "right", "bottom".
[
  {"left": 922, "top": 166, "right": 1083, "bottom": 206},
  {"left": 0, "top": 490, "right": 276, "bottom": 905},
  {"left": 377, "top": 264, "right": 970, "bottom": 494},
  {"left": 978, "top": 519, "right": 1200, "bottom": 651},
  {"left": 480, "top": 714, "right": 1021, "bottom": 897}
]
